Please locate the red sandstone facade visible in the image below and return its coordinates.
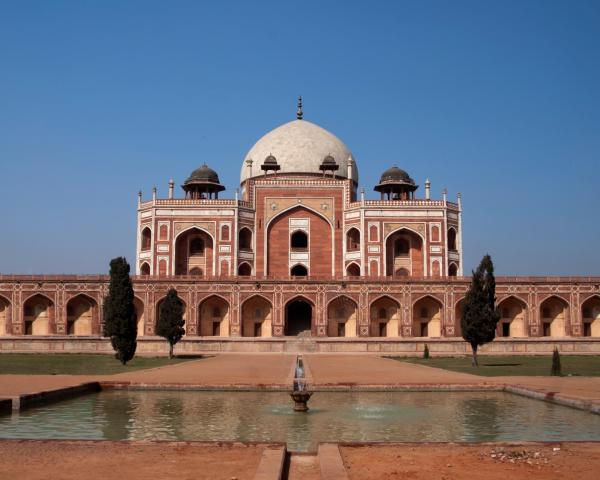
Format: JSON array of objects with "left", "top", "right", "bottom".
[{"left": 1, "top": 106, "right": 599, "bottom": 345}]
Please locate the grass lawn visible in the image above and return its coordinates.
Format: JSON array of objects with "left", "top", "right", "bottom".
[
  {"left": 0, "top": 353, "right": 198, "bottom": 375},
  {"left": 393, "top": 355, "right": 600, "bottom": 377}
]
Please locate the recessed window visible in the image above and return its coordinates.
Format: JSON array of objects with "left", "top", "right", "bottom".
[
  {"left": 448, "top": 228, "right": 457, "bottom": 251},
  {"left": 190, "top": 237, "right": 204, "bottom": 256},
  {"left": 290, "top": 231, "right": 308, "bottom": 250},
  {"left": 291, "top": 264, "right": 308, "bottom": 277},
  {"left": 395, "top": 239, "right": 409, "bottom": 256},
  {"left": 141, "top": 228, "right": 151, "bottom": 251}
]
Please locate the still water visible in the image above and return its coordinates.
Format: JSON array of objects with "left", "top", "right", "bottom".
[{"left": 1, "top": 390, "right": 599, "bottom": 451}]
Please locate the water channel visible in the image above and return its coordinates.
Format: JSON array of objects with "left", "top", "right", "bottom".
[{"left": 2, "top": 390, "right": 600, "bottom": 451}]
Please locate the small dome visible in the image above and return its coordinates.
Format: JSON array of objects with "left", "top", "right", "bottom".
[
  {"left": 185, "top": 163, "right": 220, "bottom": 185},
  {"left": 263, "top": 154, "right": 278, "bottom": 165},
  {"left": 379, "top": 166, "right": 414, "bottom": 185},
  {"left": 322, "top": 154, "right": 337, "bottom": 166}
]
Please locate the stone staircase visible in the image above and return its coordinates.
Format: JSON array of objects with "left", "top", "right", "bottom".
[{"left": 284, "top": 334, "right": 318, "bottom": 353}]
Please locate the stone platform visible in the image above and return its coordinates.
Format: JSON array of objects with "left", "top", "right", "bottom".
[{"left": 2, "top": 335, "right": 600, "bottom": 355}]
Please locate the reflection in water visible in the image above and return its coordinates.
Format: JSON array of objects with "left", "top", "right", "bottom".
[
  {"left": 2, "top": 391, "right": 600, "bottom": 451},
  {"left": 459, "top": 398, "right": 502, "bottom": 441},
  {"left": 98, "top": 393, "right": 135, "bottom": 440}
]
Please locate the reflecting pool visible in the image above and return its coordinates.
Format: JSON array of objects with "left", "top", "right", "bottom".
[{"left": 1, "top": 391, "right": 600, "bottom": 451}]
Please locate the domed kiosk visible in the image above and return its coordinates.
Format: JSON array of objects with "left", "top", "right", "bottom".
[
  {"left": 182, "top": 163, "right": 225, "bottom": 199},
  {"left": 374, "top": 166, "right": 418, "bottom": 200}
]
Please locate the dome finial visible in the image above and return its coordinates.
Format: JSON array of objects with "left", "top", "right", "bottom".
[{"left": 296, "top": 95, "right": 303, "bottom": 120}]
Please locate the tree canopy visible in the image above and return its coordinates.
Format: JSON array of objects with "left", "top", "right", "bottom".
[
  {"left": 461, "top": 254, "right": 500, "bottom": 366},
  {"left": 156, "top": 288, "right": 185, "bottom": 358},
  {"left": 103, "top": 257, "right": 137, "bottom": 364}
]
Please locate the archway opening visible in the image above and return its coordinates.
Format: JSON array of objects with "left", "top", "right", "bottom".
[
  {"left": 448, "top": 228, "right": 457, "bottom": 251},
  {"left": 497, "top": 297, "right": 527, "bottom": 337},
  {"left": 242, "top": 296, "right": 272, "bottom": 337},
  {"left": 23, "top": 295, "right": 54, "bottom": 335},
  {"left": 140, "top": 262, "right": 150, "bottom": 275},
  {"left": 238, "top": 263, "right": 252, "bottom": 276},
  {"left": 66, "top": 295, "right": 96, "bottom": 335},
  {"left": 134, "top": 297, "right": 144, "bottom": 337},
  {"left": 454, "top": 299, "right": 464, "bottom": 337},
  {"left": 448, "top": 263, "right": 458, "bottom": 277},
  {"left": 346, "top": 228, "right": 360, "bottom": 252},
  {"left": 141, "top": 227, "right": 151, "bottom": 251},
  {"left": 412, "top": 296, "right": 442, "bottom": 337},
  {"left": 0, "top": 297, "right": 10, "bottom": 336},
  {"left": 198, "top": 296, "right": 229, "bottom": 336},
  {"left": 285, "top": 299, "right": 312, "bottom": 336},
  {"left": 582, "top": 296, "right": 600, "bottom": 337},
  {"left": 175, "top": 228, "right": 213, "bottom": 275},
  {"left": 290, "top": 230, "right": 308, "bottom": 250},
  {"left": 327, "top": 297, "right": 358, "bottom": 337},
  {"left": 346, "top": 263, "right": 360, "bottom": 277},
  {"left": 540, "top": 296, "right": 568, "bottom": 337},
  {"left": 386, "top": 229, "right": 423, "bottom": 276},
  {"left": 239, "top": 228, "right": 252, "bottom": 251},
  {"left": 370, "top": 296, "right": 400, "bottom": 337},
  {"left": 291, "top": 264, "right": 308, "bottom": 277}
]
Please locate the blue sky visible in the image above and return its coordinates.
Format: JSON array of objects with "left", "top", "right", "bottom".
[{"left": 1, "top": 1, "right": 599, "bottom": 275}]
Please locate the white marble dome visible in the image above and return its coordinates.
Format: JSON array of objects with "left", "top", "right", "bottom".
[{"left": 241, "top": 119, "right": 359, "bottom": 183}]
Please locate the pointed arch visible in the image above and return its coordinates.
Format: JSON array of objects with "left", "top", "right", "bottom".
[
  {"left": 290, "top": 264, "right": 308, "bottom": 277},
  {"left": 448, "top": 263, "right": 458, "bottom": 277},
  {"left": 539, "top": 295, "right": 569, "bottom": 337},
  {"left": 66, "top": 294, "right": 98, "bottom": 336},
  {"left": 345, "top": 262, "right": 361, "bottom": 277},
  {"left": 241, "top": 295, "right": 272, "bottom": 337},
  {"left": 141, "top": 227, "right": 151, "bottom": 251},
  {"left": 369, "top": 295, "right": 401, "bottom": 337},
  {"left": 384, "top": 227, "right": 425, "bottom": 277},
  {"left": 238, "top": 262, "right": 252, "bottom": 276},
  {"left": 238, "top": 227, "right": 252, "bottom": 251},
  {"left": 327, "top": 295, "right": 358, "bottom": 337},
  {"left": 346, "top": 227, "right": 360, "bottom": 252},
  {"left": 447, "top": 227, "right": 457, "bottom": 251},
  {"left": 285, "top": 296, "right": 313, "bottom": 336},
  {"left": 454, "top": 297, "right": 465, "bottom": 337},
  {"left": 173, "top": 226, "right": 215, "bottom": 276},
  {"left": 23, "top": 293, "right": 55, "bottom": 335},
  {"left": 198, "top": 294, "right": 229, "bottom": 336},
  {"left": 581, "top": 294, "right": 600, "bottom": 337},
  {"left": 265, "top": 204, "right": 334, "bottom": 277},
  {"left": 497, "top": 295, "right": 528, "bottom": 337},
  {"left": 140, "top": 262, "right": 151, "bottom": 275},
  {"left": 134, "top": 296, "right": 145, "bottom": 337},
  {"left": 0, "top": 294, "right": 11, "bottom": 336},
  {"left": 412, "top": 295, "right": 443, "bottom": 337}
]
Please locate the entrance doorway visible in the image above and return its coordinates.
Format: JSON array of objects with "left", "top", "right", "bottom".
[{"left": 285, "top": 300, "right": 312, "bottom": 336}]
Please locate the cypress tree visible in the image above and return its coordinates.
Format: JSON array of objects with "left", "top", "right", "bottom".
[
  {"left": 551, "top": 347, "right": 562, "bottom": 376},
  {"left": 461, "top": 254, "right": 500, "bottom": 366},
  {"left": 103, "top": 257, "right": 137, "bottom": 364},
  {"left": 156, "top": 288, "right": 185, "bottom": 359}
]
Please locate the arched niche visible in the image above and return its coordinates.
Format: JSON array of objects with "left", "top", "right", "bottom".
[
  {"left": 241, "top": 296, "right": 272, "bottom": 337},
  {"left": 412, "top": 296, "right": 443, "bottom": 337},
  {"left": 327, "top": 296, "right": 358, "bottom": 337},
  {"left": 370, "top": 296, "right": 400, "bottom": 337},
  {"left": 198, "top": 295, "right": 229, "bottom": 336}
]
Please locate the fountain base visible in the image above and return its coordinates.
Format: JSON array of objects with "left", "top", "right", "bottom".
[{"left": 290, "top": 391, "right": 313, "bottom": 412}]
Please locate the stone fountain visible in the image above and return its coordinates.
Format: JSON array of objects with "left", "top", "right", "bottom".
[{"left": 290, "top": 356, "right": 312, "bottom": 412}]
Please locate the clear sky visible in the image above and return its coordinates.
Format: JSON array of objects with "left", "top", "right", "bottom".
[{"left": 1, "top": 1, "right": 599, "bottom": 275}]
